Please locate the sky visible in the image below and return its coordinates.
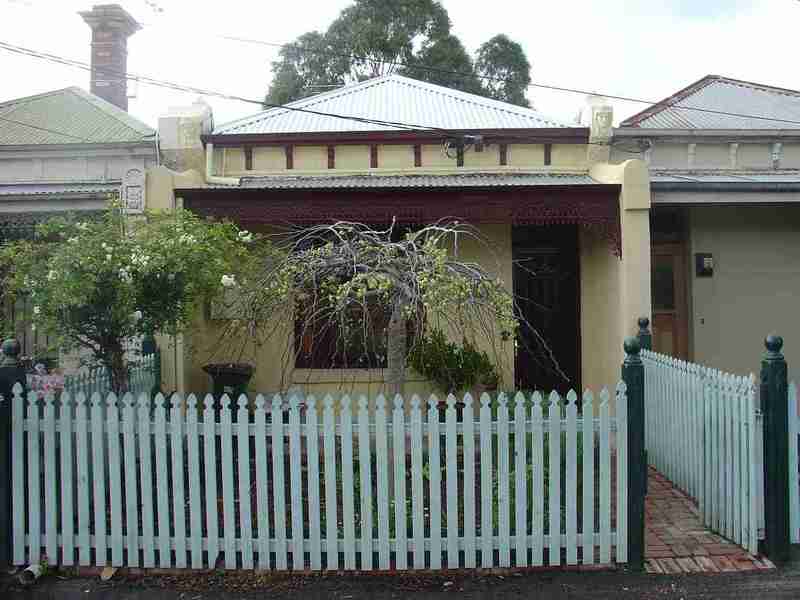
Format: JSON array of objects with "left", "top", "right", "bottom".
[{"left": 0, "top": 0, "right": 798, "bottom": 130}]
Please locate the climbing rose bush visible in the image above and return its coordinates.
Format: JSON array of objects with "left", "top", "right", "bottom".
[{"left": 0, "top": 207, "right": 260, "bottom": 392}]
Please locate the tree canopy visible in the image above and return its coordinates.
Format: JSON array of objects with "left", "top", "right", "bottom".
[{"left": 265, "top": 0, "right": 532, "bottom": 107}]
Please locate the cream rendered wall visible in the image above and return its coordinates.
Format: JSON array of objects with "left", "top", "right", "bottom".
[
  {"left": 647, "top": 144, "right": 688, "bottom": 169},
  {"left": 693, "top": 144, "right": 730, "bottom": 169},
  {"left": 380, "top": 145, "right": 414, "bottom": 169},
  {"left": 782, "top": 144, "right": 800, "bottom": 168},
  {"left": 737, "top": 144, "right": 771, "bottom": 169},
  {"left": 253, "top": 147, "right": 285, "bottom": 170},
  {"left": 552, "top": 144, "right": 588, "bottom": 168},
  {"left": 508, "top": 144, "right": 544, "bottom": 167},
  {"left": 463, "top": 145, "right": 500, "bottom": 168},
  {"left": 580, "top": 227, "right": 621, "bottom": 395},
  {"left": 223, "top": 147, "right": 246, "bottom": 173},
  {"left": 294, "top": 146, "right": 328, "bottom": 170},
  {"left": 336, "top": 145, "right": 370, "bottom": 170},
  {"left": 688, "top": 205, "right": 800, "bottom": 374},
  {"left": 588, "top": 160, "right": 652, "bottom": 396},
  {"left": 421, "top": 144, "right": 456, "bottom": 168}
]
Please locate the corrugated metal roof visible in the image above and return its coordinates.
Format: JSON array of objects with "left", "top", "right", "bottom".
[
  {"left": 212, "top": 172, "right": 604, "bottom": 190},
  {"left": 0, "top": 182, "right": 119, "bottom": 197},
  {"left": 651, "top": 171, "right": 800, "bottom": 184},
  {"left": 213, "top": 74, "right": 571, "bottom": 136},
  {"left": 621, "top": 76, "right": 800, "bottom": 129},
  {"left": 0, "top": 87, "right": 155, "bottom": 145}
]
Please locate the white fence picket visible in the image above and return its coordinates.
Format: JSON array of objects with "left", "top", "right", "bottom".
[
  {"left": 642, "top": 349, "right": 764, "bottom": 554},
  {"left": 11, "top": 387, "right": 632, "bottom": 572},
  {"left": 11, "top": 385, "right": 25, "bottom": 565},
  {"left": 789, "top": 382, "right": 799, "bottom": 544},
  {"left": 59, "top": 392, "right": 74, "bottom": 566}
]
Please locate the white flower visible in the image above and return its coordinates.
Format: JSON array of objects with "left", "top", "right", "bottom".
[
  {"left": 105, "top": 254, "right": 113, "bottom": 262},
  {"left": 179, "top": 233, "right": 197, "bottom": 244},
  {"left": 238, "top": 230, "right": 253, "bottom": 243},
  {"left": 221, "top": 274, "right": 237, "bottom": 288},
  {"left": 67, "top": 237, "right": 78, "bottom": 243},
  {"left": 30, "top": 324, "right": 36, "bottom": 332},
  {"left": 119, "top": 268, "right": 132, "bottom": 283},
  {"left": 33, "top": 306, "right": 40, "bottom": 315},
  {"left": 131, "top": 310, "right": 143, "bottom": 322},
  {"left": 76, "top": 222, "right": 88, "bottom": 231},
  {"left": 47, "top": 270, "right": 57, "bottom": 281}
]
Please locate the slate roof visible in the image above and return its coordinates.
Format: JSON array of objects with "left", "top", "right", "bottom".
[
  {"left": 0, "top": 87, "right": 155, "bottom": 145},
  {"left": 620, "top": 75, "right": 800, "bottom": 129},
  {"left": 213, "top": 74, "right": 571, "bottom": 136},
  {"left": 181, "top": 173, "right": 605, "bottom": 192}
]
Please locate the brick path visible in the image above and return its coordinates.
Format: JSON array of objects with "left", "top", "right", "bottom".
[{"left": 644, "top": 467, "right": 775, "bottom": 574}]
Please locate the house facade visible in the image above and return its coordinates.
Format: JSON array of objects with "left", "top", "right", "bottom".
[
  {"left": 148, "top": 74, "right": 651, "bottom": 398},
  {"left": 615, "top": 75, "right": 800, "bottom": 374}
]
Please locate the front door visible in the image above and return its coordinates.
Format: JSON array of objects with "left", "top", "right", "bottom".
[
  {"left": 513, "top": 226, "right": 580, "bottom": 394},
  {"left": 651, "top": 243, "right": 689, "bottom": 358}
]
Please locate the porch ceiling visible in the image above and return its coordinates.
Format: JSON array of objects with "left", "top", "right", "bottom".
[{"left": 180, "top": 183, "right": 622, "bottom": 255}]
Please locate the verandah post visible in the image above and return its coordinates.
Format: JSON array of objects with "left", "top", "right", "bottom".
[
  {"left": 760, "top": 334, "right": 791, "bottom": 561},
  {"left": 622, "top": 337, "right": 646, "bottom": 569},
  {"left": 0, "top": 339, "right": 26, "bottom": 568}
]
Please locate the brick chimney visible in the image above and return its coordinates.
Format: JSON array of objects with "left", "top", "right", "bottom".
[{"left": 80, "top": 4, "right": 141, "bottom": 111}]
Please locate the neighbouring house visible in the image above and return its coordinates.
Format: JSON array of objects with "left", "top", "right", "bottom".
[
  {"left": 148, "top": 74, "right": 652, "bottom": 398},
  {"left": 0, "top": 3, "right": 157, "bottom": 358},
  {"left": 615, "top": 75, "right": 800, "bottom": 374}
]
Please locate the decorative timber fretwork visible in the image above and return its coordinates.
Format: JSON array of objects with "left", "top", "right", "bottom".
[{"left": 183, "top": 187, "right": 622, "bottom": 256}]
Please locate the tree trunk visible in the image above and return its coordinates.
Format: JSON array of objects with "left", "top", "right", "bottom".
[
  {"left": 386, "top": 301, "right": 407, "bottom": 397},
  {"left": 107, "top": 344, "right": 129, "bottom": 395}
]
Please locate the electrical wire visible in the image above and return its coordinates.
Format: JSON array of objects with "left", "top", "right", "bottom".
[{"left": 5, "top": 0, "right": 800, "bottom": 127}]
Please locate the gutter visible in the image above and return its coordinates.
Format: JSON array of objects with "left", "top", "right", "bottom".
[
  {"left": 652, "top": 181, "right": 800, "bottom": 192},
  {"left": 205, "top": 142, "right": 240, "bottom": 186}
]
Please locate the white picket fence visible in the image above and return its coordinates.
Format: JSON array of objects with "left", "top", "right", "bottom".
[
  {"left": 642, "top": 350, "right": 762, "bottom": 554},
  {"left": 63, "top": 353, "right": 158, "bottom": 398},
  {"left": 788, "top": 382, "right": 800, "bottom": 543},
  {"left": 11, "top": 384, "right": 629, "bottom": 571}
]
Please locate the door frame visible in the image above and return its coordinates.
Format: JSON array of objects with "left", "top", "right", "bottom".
[{"left": 651, "top": 242, "right": 689, "bottom": 360}]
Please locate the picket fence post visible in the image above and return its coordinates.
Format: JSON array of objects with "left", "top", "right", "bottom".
[
  {"left": 760, "top": 335, "right": 791, "bottom": 562},
  {"left": 0, "top": 339, "right": 26, "bottom": 568},
  {"left": 621, "top": 337, "right": 646, "bottom": 569}
]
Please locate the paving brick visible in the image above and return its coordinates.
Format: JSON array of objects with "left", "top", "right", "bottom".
[
  {"left": 732, "top": 559, "right": 758, "bottom": 572},
  {"left": 657, "top": 558, "right": 683, "bottom": 574},
  {"left": 695, "top": 556, "right": 720, "bottom": 572},
  {"left": 752, "top": 557, "right": 777, "bottom": 570},
  {"left": 712, "top": 556, "right": 737, "bottom": 572},
  {"left": 676, "top": 558, "right": 702, "bottom": 573},
  {"left": 646, "top": 549, "right": 676, "bottom": 559},
  {"left": 706, "top": 545, "right": 742, "bottom": 556},
  {"left": 645, "top": 559, "right": 664, "bottom": 574},
  {"left": 669, "top": 544, "right": 691, "bottom": 557}
]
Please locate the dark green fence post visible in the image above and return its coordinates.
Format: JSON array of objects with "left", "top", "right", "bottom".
[
  {"left": 761, "top": 334, "right": 791, "bottom": 562},
  {"left": 622, "top": 337, "right": 646, "bottom": 569},
  {"left": 0, "top": 339, "right": 26, "bottom": 568},
  {"left": 637, "top": 317, "right": 652, "bottom": 351}
]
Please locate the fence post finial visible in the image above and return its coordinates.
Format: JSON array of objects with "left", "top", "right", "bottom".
[
  {"left": 0, "top": 338, "right": 25, "bottom": 568},
  {"left": 760, "top": 333, "right": 791, "bottom": 561},
  {"left": 637, "top": 317, "right": 652, "bottom": 352},
  {"left": 622, "top": 336, "right": 645, "bottom": 569}
]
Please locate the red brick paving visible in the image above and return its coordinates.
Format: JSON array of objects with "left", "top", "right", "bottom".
[{"left": 644, "top": 466, "right": 775, "bottom": 574}]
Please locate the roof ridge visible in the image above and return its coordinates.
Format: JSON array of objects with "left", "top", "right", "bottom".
[
  {"left": 0, "top": 86, "right": 79, "bottom": 110},
  {"left": 387, "top": 74, "right": 564, "bottom": 125},
  {"left": 215, "top": 73, "right": 567, "bottom": 134},
  {"left": 620, "top": 75, "right": 719, "bottom": 127},
  {"left": 215, "top": 76, "right": 394, "bottom": 133},
  {"left": 712, "top": 76, "right": 800, "bottom": 98}
]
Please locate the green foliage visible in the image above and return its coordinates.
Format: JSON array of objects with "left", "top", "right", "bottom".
[
  {"left": 0, "top": 206, "right": 260, "bottom": 389},
  {"left": 264, "top": 0, "right": 532, "bottom": 106},
  {"left": 475, "top": 34, "right": 532, "bottom": 107},
  {"left": 408, "top": 328, "right": 499, "bottom": 394}
]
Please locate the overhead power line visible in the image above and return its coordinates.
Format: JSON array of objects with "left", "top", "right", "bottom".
[{"left": 4, "top": 0, "right": 800, "bottom": 127}]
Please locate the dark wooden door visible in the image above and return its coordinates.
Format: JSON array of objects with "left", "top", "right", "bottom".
[
  {"left": 513, "top": 226, "right": 580, "bottom": 394},
  {"left": 651, "top": 243, "right": 689, "bottom": 359}
]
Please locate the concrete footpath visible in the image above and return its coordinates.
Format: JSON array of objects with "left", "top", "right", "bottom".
[{"left": 3, "top": 551, "right": 800, "bottom": 600}]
